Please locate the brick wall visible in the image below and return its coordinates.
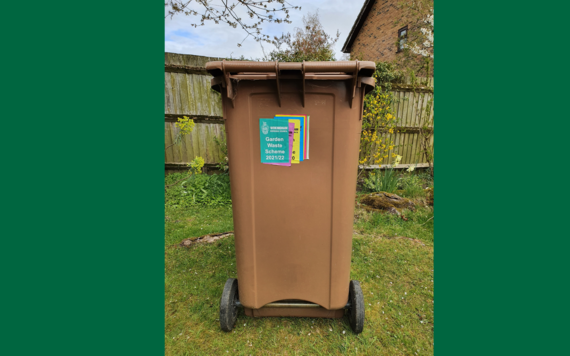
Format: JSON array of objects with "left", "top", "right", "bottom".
[{"left": 350, "top": 0, "right": 410, "bottom": 62}]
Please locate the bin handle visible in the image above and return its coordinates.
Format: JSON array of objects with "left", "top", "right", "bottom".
[
  {"left": 349, "top": 60, "right": 360, "bottom": 109},
  {"left": 221, "top": 60, "right": 236, "bottom": 108}
]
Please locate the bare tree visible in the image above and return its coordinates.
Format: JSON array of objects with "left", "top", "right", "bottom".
[{"left": 165, "top": 0, "right": 301, "bottom": 47}]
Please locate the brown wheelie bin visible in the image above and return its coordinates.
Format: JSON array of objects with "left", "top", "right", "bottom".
[{"left": 206, "top": 60, "right": 376, "bottom": 334}]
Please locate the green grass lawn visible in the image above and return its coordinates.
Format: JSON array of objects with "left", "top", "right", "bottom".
[{"left": 165, "top": 198, "right": 433, "bottom": 355}]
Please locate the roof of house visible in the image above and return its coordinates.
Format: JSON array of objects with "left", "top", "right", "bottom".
[{"left": 341, "top": 0, "right": 376, "bottom": 53}]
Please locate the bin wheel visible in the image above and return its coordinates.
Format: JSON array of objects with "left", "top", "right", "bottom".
[
  {"left": 220, "top": 278, "right": 239, "bottom": 332},
  {"left": 348, "top": 280, "right": 364, "bottom": 334}
]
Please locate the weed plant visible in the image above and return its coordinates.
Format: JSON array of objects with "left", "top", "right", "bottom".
[
  {"left": 166, "top": 173, "right": 232, "bottom": 208},
  {"left": 399, "top": 174, "right": 425, "bottom": 198}
]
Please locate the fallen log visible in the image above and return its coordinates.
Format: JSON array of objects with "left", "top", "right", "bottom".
[
  {"left": 178, "top": 231, "right": 234, "bottom": 247},
  {"left": 360, "top": 192, "right": 415, "bottom": 215}
]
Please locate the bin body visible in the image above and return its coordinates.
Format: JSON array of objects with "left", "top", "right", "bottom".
[{"left": 207, "top": 61, "right": 375, "bottom": 311}]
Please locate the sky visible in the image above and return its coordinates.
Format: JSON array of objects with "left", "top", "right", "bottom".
[{"left": 165, "top": 0, "right": 366, "bottom": 60}]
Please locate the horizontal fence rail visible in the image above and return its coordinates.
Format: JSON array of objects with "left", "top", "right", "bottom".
[{"left": 165, "top": 114, "right": 224, "bottom": 124}]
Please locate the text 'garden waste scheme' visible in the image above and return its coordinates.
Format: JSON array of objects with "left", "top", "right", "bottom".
[{"left": 259, "top": 115, "right": 309, "bottom": 166}]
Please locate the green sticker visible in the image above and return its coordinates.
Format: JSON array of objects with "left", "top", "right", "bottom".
[{"left": 259, "top": 118, "right": 289, "bottom": 163}]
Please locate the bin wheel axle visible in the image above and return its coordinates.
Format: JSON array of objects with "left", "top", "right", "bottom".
[{"left": 219, "top": 278, "right": 365, "bottom": 333}]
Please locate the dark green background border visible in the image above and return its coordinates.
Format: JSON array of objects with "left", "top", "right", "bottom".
[
  {"left": 2, "top": 1, "right": 164, "bottom": 354},
  {"left": 437, "top": 1, "right": 569, "bottom": 355},
  {"left": 2, "top": 1, "right": 568, "bottom": 355}
]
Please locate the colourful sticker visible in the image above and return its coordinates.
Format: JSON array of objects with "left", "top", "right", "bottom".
[
  {"left": 289, "top": 120, "right": 300, "bottom": 164},
  {"left": 276, "top": 115, "right": 307, "bottom": 160},
  {"left": 275, "top": 115, "right": 304, "bottom": 161},
  {"left": 259, "top": 118, "right": 289, "bottom": 164},
  {"left": 267, "top": 122, "right": 294, "bottom": 166}
]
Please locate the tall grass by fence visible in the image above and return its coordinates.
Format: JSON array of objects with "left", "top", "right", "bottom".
[{"left": 164, "top": 53, "right": 433, "bottom": 173}]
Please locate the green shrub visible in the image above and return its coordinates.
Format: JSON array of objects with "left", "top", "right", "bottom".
[
  {"left": 399, "top": 173, "right": 425, "bottom": 198},
  {"left": 166, "top": 173, "right": 232, "bottom": 208},
  {"left": 363, "top": 169, "right": 400, "bottom": 193},
  {"left": 165, "top": 172, "right": 188, "bottom": 186},
  {"left": 417, "top": 171, "right": 434, "bottom": 188},
  {"left": 363, "top": 155, "right": 402, "bottom": 193}
]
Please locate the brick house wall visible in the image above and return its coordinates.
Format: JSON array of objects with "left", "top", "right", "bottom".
[
  {"left": 342, "top": 0, "right": 433, "bottom": 77},
  {"left": 352, "top": 0, "right": 408, "bottom": 62}
]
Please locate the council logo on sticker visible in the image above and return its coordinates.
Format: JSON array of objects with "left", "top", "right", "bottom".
[{"left": 262, "top": 121, "right": 269, "bottom": 135}]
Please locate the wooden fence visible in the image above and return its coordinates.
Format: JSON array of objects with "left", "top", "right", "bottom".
[
  {"left": 164, "top": 53, "right": 226, "bottom": 174},
  {"left": 164, "top": 52, "right": 433, "bottom": 173},
  {"left": 361, "top": 78, "right": 434, "bottom": 169}
]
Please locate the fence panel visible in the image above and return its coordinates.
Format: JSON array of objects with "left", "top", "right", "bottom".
[
  {"left": 361, "top": 77, "right": 434, "bottom": 169},
  {"left": 165, "top": 53, "right": 226, "bottom": 173}
]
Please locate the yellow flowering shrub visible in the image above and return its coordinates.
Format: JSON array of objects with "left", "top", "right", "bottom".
[
  {"left": 168, "top": 116, "right": 205, "bottom": 175},
  {"left": 188, "top": 156, "right": 205, "bottom": 175},
  {"left": 175, "top": 116, "right": 195, "bottom": 135},
  {"left": 359, "top": 90, "right": 398, "bottom": 166}
]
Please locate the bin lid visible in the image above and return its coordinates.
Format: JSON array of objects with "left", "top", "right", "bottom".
[
  {"left": 206, "top": 60, "right": 375, "bottom": 76},
  {"left": 206, "top": 60, "right": 376, "bottom": 107}
]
